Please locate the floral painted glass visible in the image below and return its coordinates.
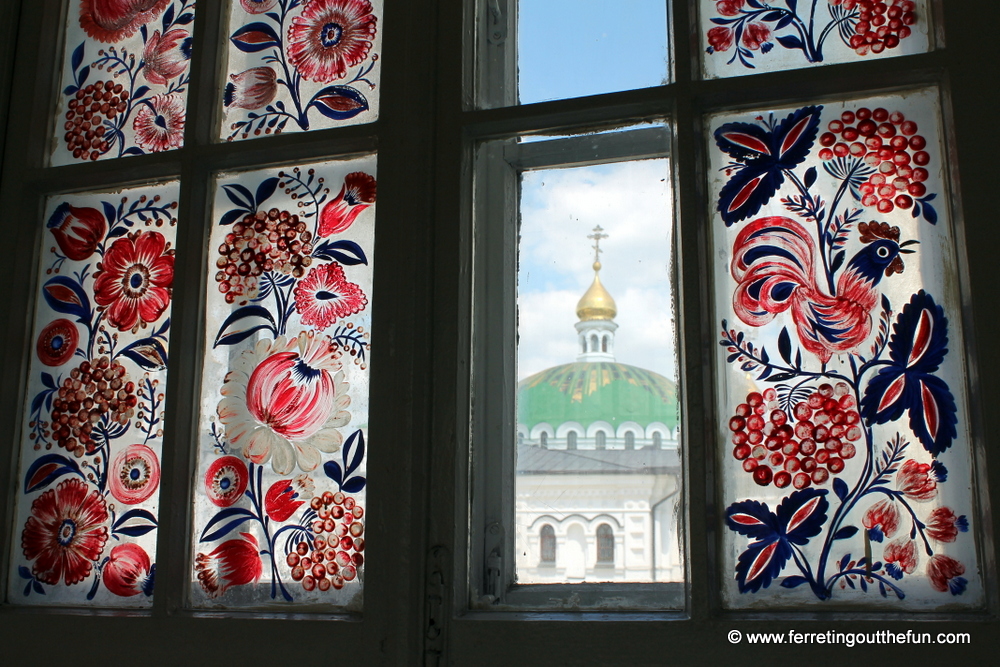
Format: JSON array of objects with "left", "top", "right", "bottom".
[
  {"left": 8, "top": 183, "right": 179, "bottom": 606},
  {"left": 221, "top": 0, "right": 382, "bottom": 141},
  {"left": 708, "top": 88, "right": 982, "bottom": 608},
  {"left": 192, "top": 157, "right": 375, "bottom": 607},
  {"left": 52, "top": 1, "right": 196, "bottom": 165},
  {"left": 701, "top": 0, "right": 930, "bottom": 79}
]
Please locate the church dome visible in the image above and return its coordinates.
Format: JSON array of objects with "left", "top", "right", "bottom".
[
  {"left": 575, "top": 261, "right": 617, "bottom": 321},
  {"left": 518, "top": 361, "right": 678, "bottom": 431}
]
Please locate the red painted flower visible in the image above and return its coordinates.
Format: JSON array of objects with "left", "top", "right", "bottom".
[
  {"left": 741, "top": 22, "right": 771, "bottom": 50},
  {"left": 21, "top": 478, "right": 109, "bottom": 586},
  {"left": 143, "top": 29, "right": 192, "bottom": 86},
  {"left": 240, "top": 0, "right": 278, "bottom": 12},
  {"left": 294, "top": 262, "right": 368, "bottom": 330},
  {"left": 882, "top": 538, "right": 917, "bottom": 578},
  {"left": 707, "top": 26, "right": 734, "bottom": 52},
  {"left": 927, "top": 554, "right": 967, "bottom": 595},
  {"left": 79, "top": 0, "right": 172, "bottom": 43},
  {"left": 93, "top": 230, "right": 175, "bottom": 332},
  {"left": 862, "top": 499, "right": 900, "bottom": 542},
  {"left": 318, "top": 172, "right": 377, "bottom": 237},
  {"left": 48, "top": 203, "right": 107, "bottom": 261},
  {"left": 103, "top": 542, "right": 154, "bottom": 596},
  {"left": 264, "top": 476, "right": 311, "bottom": 522},
  {"left": 37, "top": 319, "right": 80, "bottom": 367},
  {"left": 925, "top": 506, "right": 968, "bottom": 543},
  {"left": 895, "top": 459, "right": 943, "bottom": 501},
  {"left": 224, "top": 67, "right": 278, "bottom": 110},
  {"left": 287, "top": 0, "right": 377, "bottom": 82},
  {"left": 218, "top": 332, "right": 352, "bottom": 474},
  {"left": 195, "top": 532, "right": 263, "bottom": 598},
  {"left": 716, "top": 0, "right": 745, "bottom": 16},
  {"left": 133, "top": 93, "right": 186, "bottom": 153},
  {"left": 205, "top": 456, "right": 250, "bottom": 507},
  {"left": 108, "top": 443, "right": 161, "bottom": 505}
]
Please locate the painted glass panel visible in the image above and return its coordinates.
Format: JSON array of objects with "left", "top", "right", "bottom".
[
  {"left": 700, "top": 0, "right": 930, "bottom": 79},
  {"left": 708, "top": 88, "right": 982, "bottom": 608},
  {"left": 9, "top": 182, "right": 179, "bottom": 607},
  {"left": 192, "top": 157, "right": 375, "bottom": 608},
  {"left": 515, "top": 157, "right": 682, "bottom": 585},
  {"left": 52, "top": 1, "right": 196, "bottom": 165},
  {"left": 221, "top": 0, "right": 383, "bottom": 142}
]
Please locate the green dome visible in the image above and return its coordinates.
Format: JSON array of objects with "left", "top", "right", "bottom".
[{"left": 517, "top": 362, "right": 679, "bottom": 431}]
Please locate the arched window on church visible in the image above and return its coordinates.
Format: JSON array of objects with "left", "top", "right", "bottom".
[
  {"left": 539, "top": 431, "right": 548, "bottom": 448},
  {"left": 596, "top": 524, "right": 614, "bottom": 563},
  {"left": 540, "top": 524, "right": 556, "bottom": 563},
  {"left": 601, "top": 335, "right": 607, "bottom": 352},
  {"left": 652, "top": 432, "right": 662, "bottom": 449},
  {"left": 590, "top": 334, "right": 598, "bottom": 352},
  {"left": 625, "top": 431, "right": 635, "bottom": 450},
  {"left": 595, "top": 431, "right": 606, "bottom": 450},
  {"left": 581, "top": 338, "right": 587, "bottom": 353},
  {"left": 567, "top": 431, "right": 577, "bottom": 450}
]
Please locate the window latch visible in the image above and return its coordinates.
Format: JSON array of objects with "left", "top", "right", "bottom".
[
  {"left": 487, "top": 0, "right": 507, "bottom": 45},
  {"left": 482, "top": 521, "right": 504, "bottom": 603}
]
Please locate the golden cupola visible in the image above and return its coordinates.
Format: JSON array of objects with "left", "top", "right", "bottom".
[{"left": 576, "top": 260, "right": 617, "bottom": 321}]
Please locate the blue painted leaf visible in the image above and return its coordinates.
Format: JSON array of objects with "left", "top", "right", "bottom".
[
  {"left": 222, "top": 183, "right": 256, "bottom": 211},
  {"left": 313, "top": 240, "right": 368, "bottom": 265},
  {"left": 161, "top": 2, "right": 175, "bottom": 31},
  {"left": 114, "top": 524, "right": 158, "bottom": 537},
  {"left": 734, "top": 537, "right": 791, "bottom": 593},
  {"left": 833, "top": 526, "right": 858, "bottom": 540},
  {"left": 726, "top": 499, "right": 780, "bottom": 542},
  {"left": 32, "top": 580, "right": 45, "bottom": 595},
  {"left": 102, "top": 201, "right": 117, "bottom": 227},
  {"left": 64, "top": 85, "right": 79, "bottom": 96},
  {"left": 922, "top": 200, "right": 938, "bottom": 224},
  {"left": 113, "top": 508, "right": 158, "bottom": 531},
  {"left": 78, "top": 66, "right": 90, "bottom": 86},
  {"left": 311, "top": 86, "right": 369, "bottom": 120},
  {"left": 133, "top": 85, "right": 151, "bottom": 100},
  {"left": 831, "top": 250, "right": 845, "bottom": 273},
  {"left": 71, "top": 42, "right": 85, "bottom": 72},
  {"left": 324, "top": 460, "right": 344, "bottom": 487},
  {"left": 777, "top": 327, "right": 792, "bottom": 364},
  {"left": 255, "top": 177, "right": 280, "bottom": 207},
  {"left": 776, "top": 488, "right": 828, "bottom": 545},
  {"left": 776, "top": 34, "right": 803, "bottom": 50},
  {"left": 24, "top": 582, "right": 31, "bottom": 596},
  {"left": 786, "top": 0, "right": 797, "bottom": 12},
  {"left": 123, "top": 146, "right": 145, "bottom": 156},
  {"left": 762, "top": 10, "right": 784, "bottom": 21},
  {"left": 42, "top": 276, "right": 91, "bottom": 322},
  {"left": 24, "top": 453, "right": 84, "bottom": 493},
  {"left": 833, "top": 477, "right": 848, "bottom": 501},
  {"left": 143, "top": 564, "right": 156, "bottom": 596},
  {"left": 231, "top": 23, "right": 281, "bottom": 52},
  {"left": 113, "top": 508, "right": 157, "bottom": 538},
  {"left": 804, "top": 166, "right": 817, "bottom": 188},
  {"left": 343, "top": 429, "right": 365, "bottom": 475},
  {"left": 342, "top": 476, "right": 366, "bottom": 493},
  {"left": 220, "top": 208, "right": 247, "bottom": 226},
  {"left": 18, "top": 566, "right": 32, "bottom": 579},
  {"left": 200, "top": 507, "right": 255, "bottom": 542},
  {"left": 118, "top": 338, "right": 168, "bottom": 371},
  {"left": 42, "top": 371, "right": 56, "bottom": 389},
  {"left": 214, "top": 305, "right": 277, "bottom": 347},
  {"left": 176, "top": 12, "right": 194, "bottom": 25},
  {"left": 909, "top": 374, "right": 957, "bottom": 457},
  {"left": 780, "top": 575, "right": 808, "bottom": 588}
]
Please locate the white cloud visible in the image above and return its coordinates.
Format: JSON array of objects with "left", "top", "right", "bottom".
[{"left": 517, "top": 160, "right": 677, "bottom": 381}]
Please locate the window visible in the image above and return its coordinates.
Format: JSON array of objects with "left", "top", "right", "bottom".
[
  {"left": 595, "top": 431, "right": 606, "bottom": 450},
  {"left": 596, "top": 524, "right": 614, "bottom": 564},
  {"left": 625, "top": 431, "right": 635, "bottom": 450},
  {"left": 566, "top": 431, "right": 577, "bottom": 450},
  {"left": 540, "top": 524, "right": 555, "bottom": 564},
  {"left": 0, "top": 0, "right": 996, "bottom": 663}
]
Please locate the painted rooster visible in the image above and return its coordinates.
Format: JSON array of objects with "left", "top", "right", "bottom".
[{"left": 731, "top": 217, "right": 917, "bottom": 364}]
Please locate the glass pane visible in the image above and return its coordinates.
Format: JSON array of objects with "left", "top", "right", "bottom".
[
  {"left": 708, "top": 88, "right": 982, "bottom": 608},
  {"left": 221, "top": 0, "right": 383, "bottom": 141},
  {"left": 515, "top": 157, "right": 681, "bottom": 585},
  {"left": 700, "top": 0, "right": 930, "bottom": 79},
  {"left": 52, "top": 1, "right": 197, "bottom": 165},
  {"left": 517, "top": 0, "right": 669, "bottom": 104},
  {"left": 8, "top": 182, "right": 180, "bottom": 607},
  {"left": 192, "top": 157, "right": 376, "bottom": 608}
]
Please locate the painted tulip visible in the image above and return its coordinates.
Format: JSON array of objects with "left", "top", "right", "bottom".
[
  {"left": 861, "top": 498, "right": 900, "bottom": 542},
  {"left": 48, "top": 203, "right": 107, "bottom": 261},
  {"left": 265, "top": 478, "right": 306, "bottom": 522},
  {"left": 79, "top": 0, "right": 172, "bottom": 43},
  {"left": 925, "top": 506, "right": 969, "bottom": 543},
  {"left": 896, "top": 458, "right": 946, "bottom": 501},
  {"left": 927, "top": 554, "right": 967, "bottom": 595},
  {"left": 143, "top": 29, "right": 192, "bottom": 86},
  {"left": 318, "top": 172, "right": 377, "bottom": 237},
  {"left": 103, "top": 542, "right": 154, "bottom": 596},
  {"left": 224, "top": 67, "right": 278, "bottom": 110},
  {"left": 882, "top": 538, "right": 917, "bottom": 579},
  {"left": 195, "top": 532, "right": 263, "bottom": 598}
]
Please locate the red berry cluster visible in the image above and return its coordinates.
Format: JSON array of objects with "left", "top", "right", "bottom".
[
  {"left": 286, "top": 491, "right": 365, "bottom": 592},
  {"left": 834, "top": 0, "right": 916, "bottom": 55},
  {"left": 214, "top": 209, "right": 315, "bottom": 305},
  {"left": 64, "top": 81, "right": 129, "bottom": 161},
  {"left": 45, "top": 357, "right": 137, "bottom": 457},
  {"left": 818, "top": 107, "right": 929, "bottom": 213},
  {"left": 730, "top": 383, "right": 861, "bottom": 489}
]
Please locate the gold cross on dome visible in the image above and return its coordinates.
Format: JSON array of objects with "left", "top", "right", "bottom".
[{"left": 588, "top": 225, "right": 608, "bottom": 264}]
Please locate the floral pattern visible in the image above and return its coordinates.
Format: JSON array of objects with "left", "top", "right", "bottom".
[
  {"left": 11, "top": 184, "right": 177, "bottom": 606},
  {"left": 222, "top": 0, "right": 382, "bottom": 141},
  {"left": 54, "top": 1, "right": 196, "bottom": 164},
  {"left": 194, "top": 160, "right": 374, "bottom": 606},
  {"left": 712, "top": 92, "right": 978, "bottom": 607}
]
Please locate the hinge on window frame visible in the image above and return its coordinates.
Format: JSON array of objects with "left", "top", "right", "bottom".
[
  {"left": 481, "top": 521, "right": 504, "bottom": 603},
  {"left": 487, "top": 0, "right": 507, "bottom": 45},
  {"left": 424, "top": 545, "right": 448, "bottom": 667}
]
